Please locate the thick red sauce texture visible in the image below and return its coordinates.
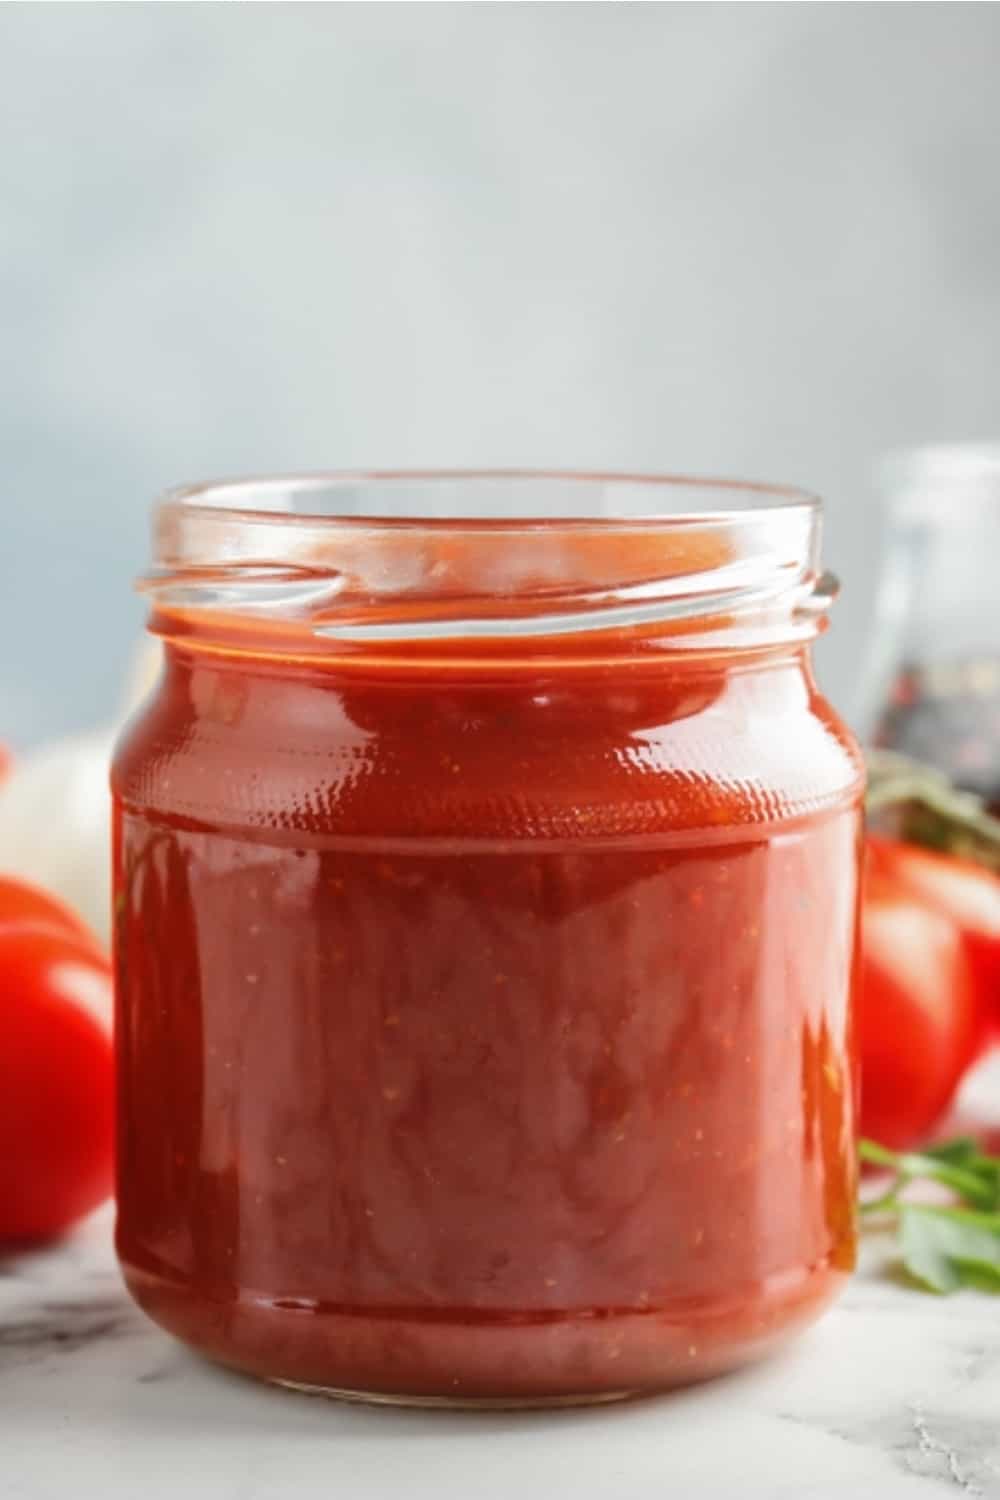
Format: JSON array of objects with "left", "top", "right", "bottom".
[{"left": 113, "top": 639, "right": 862, "bottom": 1402}]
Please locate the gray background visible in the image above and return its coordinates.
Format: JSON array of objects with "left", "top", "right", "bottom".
[{"left": 2, "top": 2, "right": 998, "bottom": 745}]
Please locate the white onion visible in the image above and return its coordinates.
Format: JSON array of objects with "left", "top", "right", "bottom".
[{"left": 0, "top": 639, "right": 162, "bottom": 947}]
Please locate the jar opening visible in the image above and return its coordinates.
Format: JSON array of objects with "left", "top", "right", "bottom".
[
  {"left": 879, "top": 444, "right": 1000, "bottom": 522},
  {"left": 161, "top": 469, "right": 818, "bottom": 524},
  {"left": 143, "top": 471, "right": 832, "bottom": 661}
]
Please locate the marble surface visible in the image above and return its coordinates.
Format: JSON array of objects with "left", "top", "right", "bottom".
[
  {"left": 5, "top": 1220, "right": 1000, "bottom": 1496},
  {"left": 6, "top": 1068, "right": 1000, "bottom": 1500}
]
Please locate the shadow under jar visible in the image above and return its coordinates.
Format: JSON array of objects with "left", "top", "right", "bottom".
[{"left": 113, "top": 472, "right": 864, "bottom": 1407}]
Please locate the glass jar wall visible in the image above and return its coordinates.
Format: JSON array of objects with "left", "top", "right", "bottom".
[
  {"left": 860, "top": 446, "right": 1000, "bottom": 812},
  {"left": 113, "top": 474, "right": 863, "bottom": 1405}
]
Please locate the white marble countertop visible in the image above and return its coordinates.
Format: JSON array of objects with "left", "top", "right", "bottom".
[
  {"left": 5, "top": 1218, "right": 999, "bottom": 1497},
  {"left": 6, "top": 1065, "right": 1000, "bottom": 1500}
]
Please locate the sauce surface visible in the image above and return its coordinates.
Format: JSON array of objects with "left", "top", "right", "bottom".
[{"left": 114, "top": 638, "right": 862, "bottom": 1400}]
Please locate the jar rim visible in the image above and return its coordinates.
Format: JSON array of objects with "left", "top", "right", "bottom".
[
  {"left": 145, "top": 471, "right": 831, "bottom": 658},
  {"left": 159, "top": 469, "right": 819, "bottom": 529},
  {"left": 878, "top": 444, "right": 1000, "bottom": 521}
]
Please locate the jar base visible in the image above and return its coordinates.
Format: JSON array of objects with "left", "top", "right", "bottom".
[
  {"left": 271, "top": 1378, "right": 635, "bottom": 1410},
  {"left": 120, "top": 1255, "right": 849, "bottom": 1405}
]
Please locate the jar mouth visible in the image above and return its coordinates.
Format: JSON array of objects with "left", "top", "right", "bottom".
[
  {"left": 878, "top": 445, "right": 1000, "bottom": 523},
  {"left": 144, "top": 471, "right": 831, "bottom": 657},
  {"left": 160, "top": 469, "right": 819, "bottom": 527}
]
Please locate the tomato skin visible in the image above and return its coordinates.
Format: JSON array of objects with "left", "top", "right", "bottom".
[
  {"left": 858, "top": 835, "right": 1000, "bottom": 1149},
  {"left": 0, "top": 924, "right": 114, "bottom": 1241},
  {"left": 859, "top": 894, "right": 978, "bottom": 1148},
  {"left": 865, "top": 836, "right": 1000, "bottom": 1040},
  {"left": 0, "top": 875, "right": 100, "bottom": 951}
]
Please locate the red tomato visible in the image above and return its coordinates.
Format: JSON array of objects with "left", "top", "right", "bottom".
[
  {"left": 865, "top": 836, "right": 1000, "bottom": 1035},
  {"left": 859, "top": 836, "right": 987, "bottom": 1149},
  {"left": 0, "top": 924, "right": 114, "bottom": 1241},
  {"left": 0, "top": 875, "right": 100, "bottom": 950}
]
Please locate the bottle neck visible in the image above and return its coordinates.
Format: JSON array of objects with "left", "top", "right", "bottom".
[
  {"left": 903, "top": 518, "right": 1000, "bottom": 658},
  {"left": 145, "top": 504, "right": 832, "bottom": 669},
  {"left": 157, "top": 617, "right": 816, "bottom": 687},
  {"left": 857, "top": 508, "right": 1000, "bottom": 746}
]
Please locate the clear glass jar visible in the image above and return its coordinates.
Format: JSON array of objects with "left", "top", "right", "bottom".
[
  {"left": 859, "top": 445, "right": 1000, "bottom": 811},
  {"left": 112, "top": 473, "right": 863, "bottom": 1406}
]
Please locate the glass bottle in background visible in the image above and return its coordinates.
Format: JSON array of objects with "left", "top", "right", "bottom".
[{"left": 859, "top": 445, "right": 1000, "bottom": 814}]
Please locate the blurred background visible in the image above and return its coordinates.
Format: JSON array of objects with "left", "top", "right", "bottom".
[{"left": 2, "top": 2, "right": 1000, "bottom": 745}]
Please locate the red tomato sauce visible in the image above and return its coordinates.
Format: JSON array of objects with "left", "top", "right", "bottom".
[{"left": 113, "top": 620, "right": 862, "bottom": 1402}]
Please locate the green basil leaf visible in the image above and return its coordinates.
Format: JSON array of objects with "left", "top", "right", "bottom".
[
  {"left": 902, "top": 1154, "right": 1000, "bottom": 1211},
  {"left": 900, "top": 1205, "right": 1000, "bottom": 1294},
  {"left": 861, "top": 1137, "right": 1000, "bottom": 1212},
  {"left": 862, "top": 1138, "right": 1000, "bottom": 1293},
  {"left": 921, "top": 1138, "right": 980, "bottom": 1166},
  {"left": 899, "top": 1208, "right": 963, "bottom": 1293}
]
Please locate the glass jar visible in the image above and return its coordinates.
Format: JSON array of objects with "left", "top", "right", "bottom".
[
  {"left": 112, "top": 473, "right": 863, "bottom": 1407},
  {"left": 859, "top": 445, "right": 1000, "bottom": 812}
]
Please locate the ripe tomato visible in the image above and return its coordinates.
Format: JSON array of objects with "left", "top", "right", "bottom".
[
  {"left": 865, "top": 836, "right": 1000, "bottom": 1035},
  {"left": 0, "top": 923, "right": 114, "bottom": 1241},
  {"left": 858, "top": 836, "right": 996, "bottom": 1149},
  {"left": 0, "top": 874, "right": 100, "bottom": 950}
]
